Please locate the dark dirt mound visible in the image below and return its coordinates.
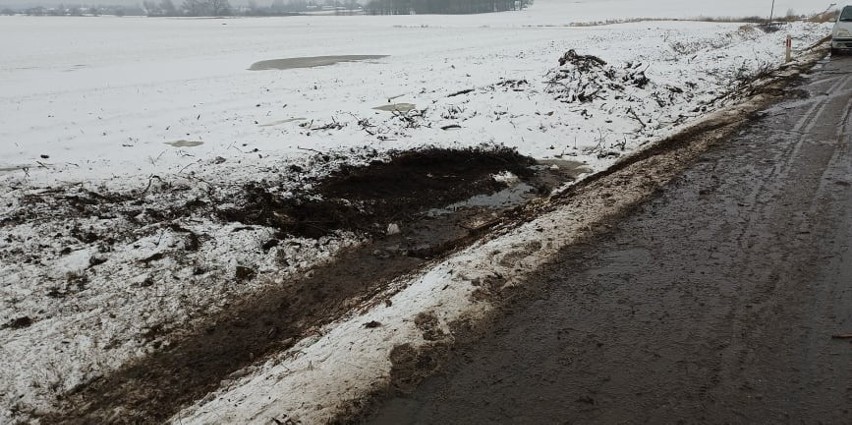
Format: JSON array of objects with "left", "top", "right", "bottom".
[
  {"left": 558, "top": 49, "right": 607, "bottom": 70},
  {"left": 217, "top": 185, "right": 356, "bottom": 239},
  {"left": 217, "top": 147, "right": 535, "bottom": 238},
  {"left": 321, "top": 148, "right": 533, "bottom": 200}
]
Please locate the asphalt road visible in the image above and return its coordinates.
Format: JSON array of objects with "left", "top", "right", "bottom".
[{"left": 367, "top": 56, "right": 852, "bottom": 424}]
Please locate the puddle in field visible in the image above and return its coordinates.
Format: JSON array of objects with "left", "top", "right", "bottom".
[
  {"left": 259, "top": 117, "right": 306, "bottom": 127},
  {"left": 427, "top": 159, "right": 590, "bottom": 217},
  {"left": 535, "top": 159, "right": 593, "bottom": 185},
  {"left": 249, "top": 55, "right": 388, "bottom": 71},
  {"left": 63, "top": 64, "right": 87, "bottom": 72},
  {"left": 373, "top": 103, "right": 417, "bottom": 113},
  {"left": 0, "top": 165, "right": 31, "bottom": 173},
  {"left": 165, "top": 140, "right": 204, "bottom": 148},
  {"left": 429, "top": 182, "right": 535, "bottom": 216}
]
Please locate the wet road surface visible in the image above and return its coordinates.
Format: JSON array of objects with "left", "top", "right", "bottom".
[{"left": 367, "top": 56, "right": 852, "bottom": 424}]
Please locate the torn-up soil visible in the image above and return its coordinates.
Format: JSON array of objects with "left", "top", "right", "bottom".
[
  {"left": 38, "top": 147, "right": 586, "bottom": 424},
  {"left": 217, "top": 147, "right": 536, "bottom": 239}
]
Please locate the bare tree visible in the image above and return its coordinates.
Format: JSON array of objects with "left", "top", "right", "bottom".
[
  {"left": 345, "top": 0, "right": 359, "bottom": 13},
  {"left": 143, "top": 0, "right": 159, "bottom": 15},
  {"left": 367, "top": 0, "right": 533, "bottom": 15},
  {"left": 209, "top": 0, "right": 232, "bottom": 15},
  {"left": 181, "top": 0, "right": 230, "bottom": 16},
  {"left": 161, "top": 0, "right": 178, "bottom": 15},
  {"left": 182, "top": 0, "right": 208, "bottom": 15}
]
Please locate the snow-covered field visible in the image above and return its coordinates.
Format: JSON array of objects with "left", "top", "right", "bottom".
[
  {"left": 0, "top": 0, "right": 832, "bottom": 422},
  {"left": 0, "top": 6, "right": 829, "bottom": 184}
]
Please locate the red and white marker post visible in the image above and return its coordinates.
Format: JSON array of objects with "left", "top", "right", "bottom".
[{"left": 785, "top": 35, "right": 793, "bottom": 63}]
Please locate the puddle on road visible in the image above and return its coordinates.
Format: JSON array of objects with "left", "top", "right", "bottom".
[
  {"left": 259, "top": 117, "right": 307, "bottom": 127},
  {"left": 373, "top": 103, "right": 417, "bottom": 113},
  {"left": 165, "top": 140, "right": 204, "bottom": 148},
  {"left": 249, "top": 55, "right": 388, "bottom": 71}
]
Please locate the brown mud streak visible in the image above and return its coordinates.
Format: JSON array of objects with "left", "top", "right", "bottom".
[
  {"left": 44, "top": 148, "right": 558, "bottom": 424},
  {"left": 333, "top": 48, "right": 831, "bottom": 424}
]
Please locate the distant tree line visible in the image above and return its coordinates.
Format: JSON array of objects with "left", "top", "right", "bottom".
[
  {"left": 141, "top": 0, "right": 179, "bottom": 16},
  {"left": 19, "top": 4, "right": 147, "bottom": 16},
  {"left": 244, "top": 0, "right": 362, "bottom": 16},
  {"left": 6, "top": 0, "right": 531, "bottom": 17},
  {"left": 140, "top": 0, "right": 360, "bottom": 17},
  {"left": 365, "top": 0, "right": 533, "bottom": 15},
  {"left": 140, "top": 0, "right": 232, "bottom": 16},
  {"left": 3, "top": 0, "right": 358, "bottom": 17}
]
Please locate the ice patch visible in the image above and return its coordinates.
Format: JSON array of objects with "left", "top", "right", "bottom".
[{"left": 249, "top": 55, "right": 388, "bottom": 71}]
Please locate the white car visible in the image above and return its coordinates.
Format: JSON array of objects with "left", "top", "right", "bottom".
[{"left": 832, "top": 5, "right": 852, "bottom": 54}]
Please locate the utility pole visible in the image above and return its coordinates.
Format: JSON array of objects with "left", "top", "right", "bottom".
[{"left": 769, "top": 0, "right": 775, "bottom": 24}]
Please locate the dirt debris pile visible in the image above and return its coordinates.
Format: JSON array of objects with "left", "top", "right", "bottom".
[
  {"left": 495, "top": 78, "right": 530, "bottom": 92},
  {"left": 545, "top": 49, "right": 654, "bottom": 103}
]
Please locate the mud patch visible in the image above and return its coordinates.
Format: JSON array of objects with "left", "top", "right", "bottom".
[
  {"left": 249, "top": 55, "right": 388, "bottom": 71},
  {"left": 414, "top": 312, "right": 446, "bottom": 341},
  {"left": 388, "top": 342, "right": 449, "bottom": 394},
  {"left": 2, "top": 316, "right": 33, "bottom": 330},
  {"left": 217, "top": 147, "right": 538, "bottom": 239},
  {"left": 470, "top": 273, "right": 510, "bottom": 303}
]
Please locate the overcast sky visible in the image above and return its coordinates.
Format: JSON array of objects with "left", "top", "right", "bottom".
[
  {"left": 0, "top": 0, "right": 257, "bottom": 6},
  {"left": 0, "top": 0, "right": 831, "bottom": 15}
]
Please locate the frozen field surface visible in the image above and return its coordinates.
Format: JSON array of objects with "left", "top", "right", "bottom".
[
  {"left": 0, "top": 0, "right": 832, "bottom": 422},
  {"left": 0, "top": 1, "right": 829, "bottom": 185}
]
